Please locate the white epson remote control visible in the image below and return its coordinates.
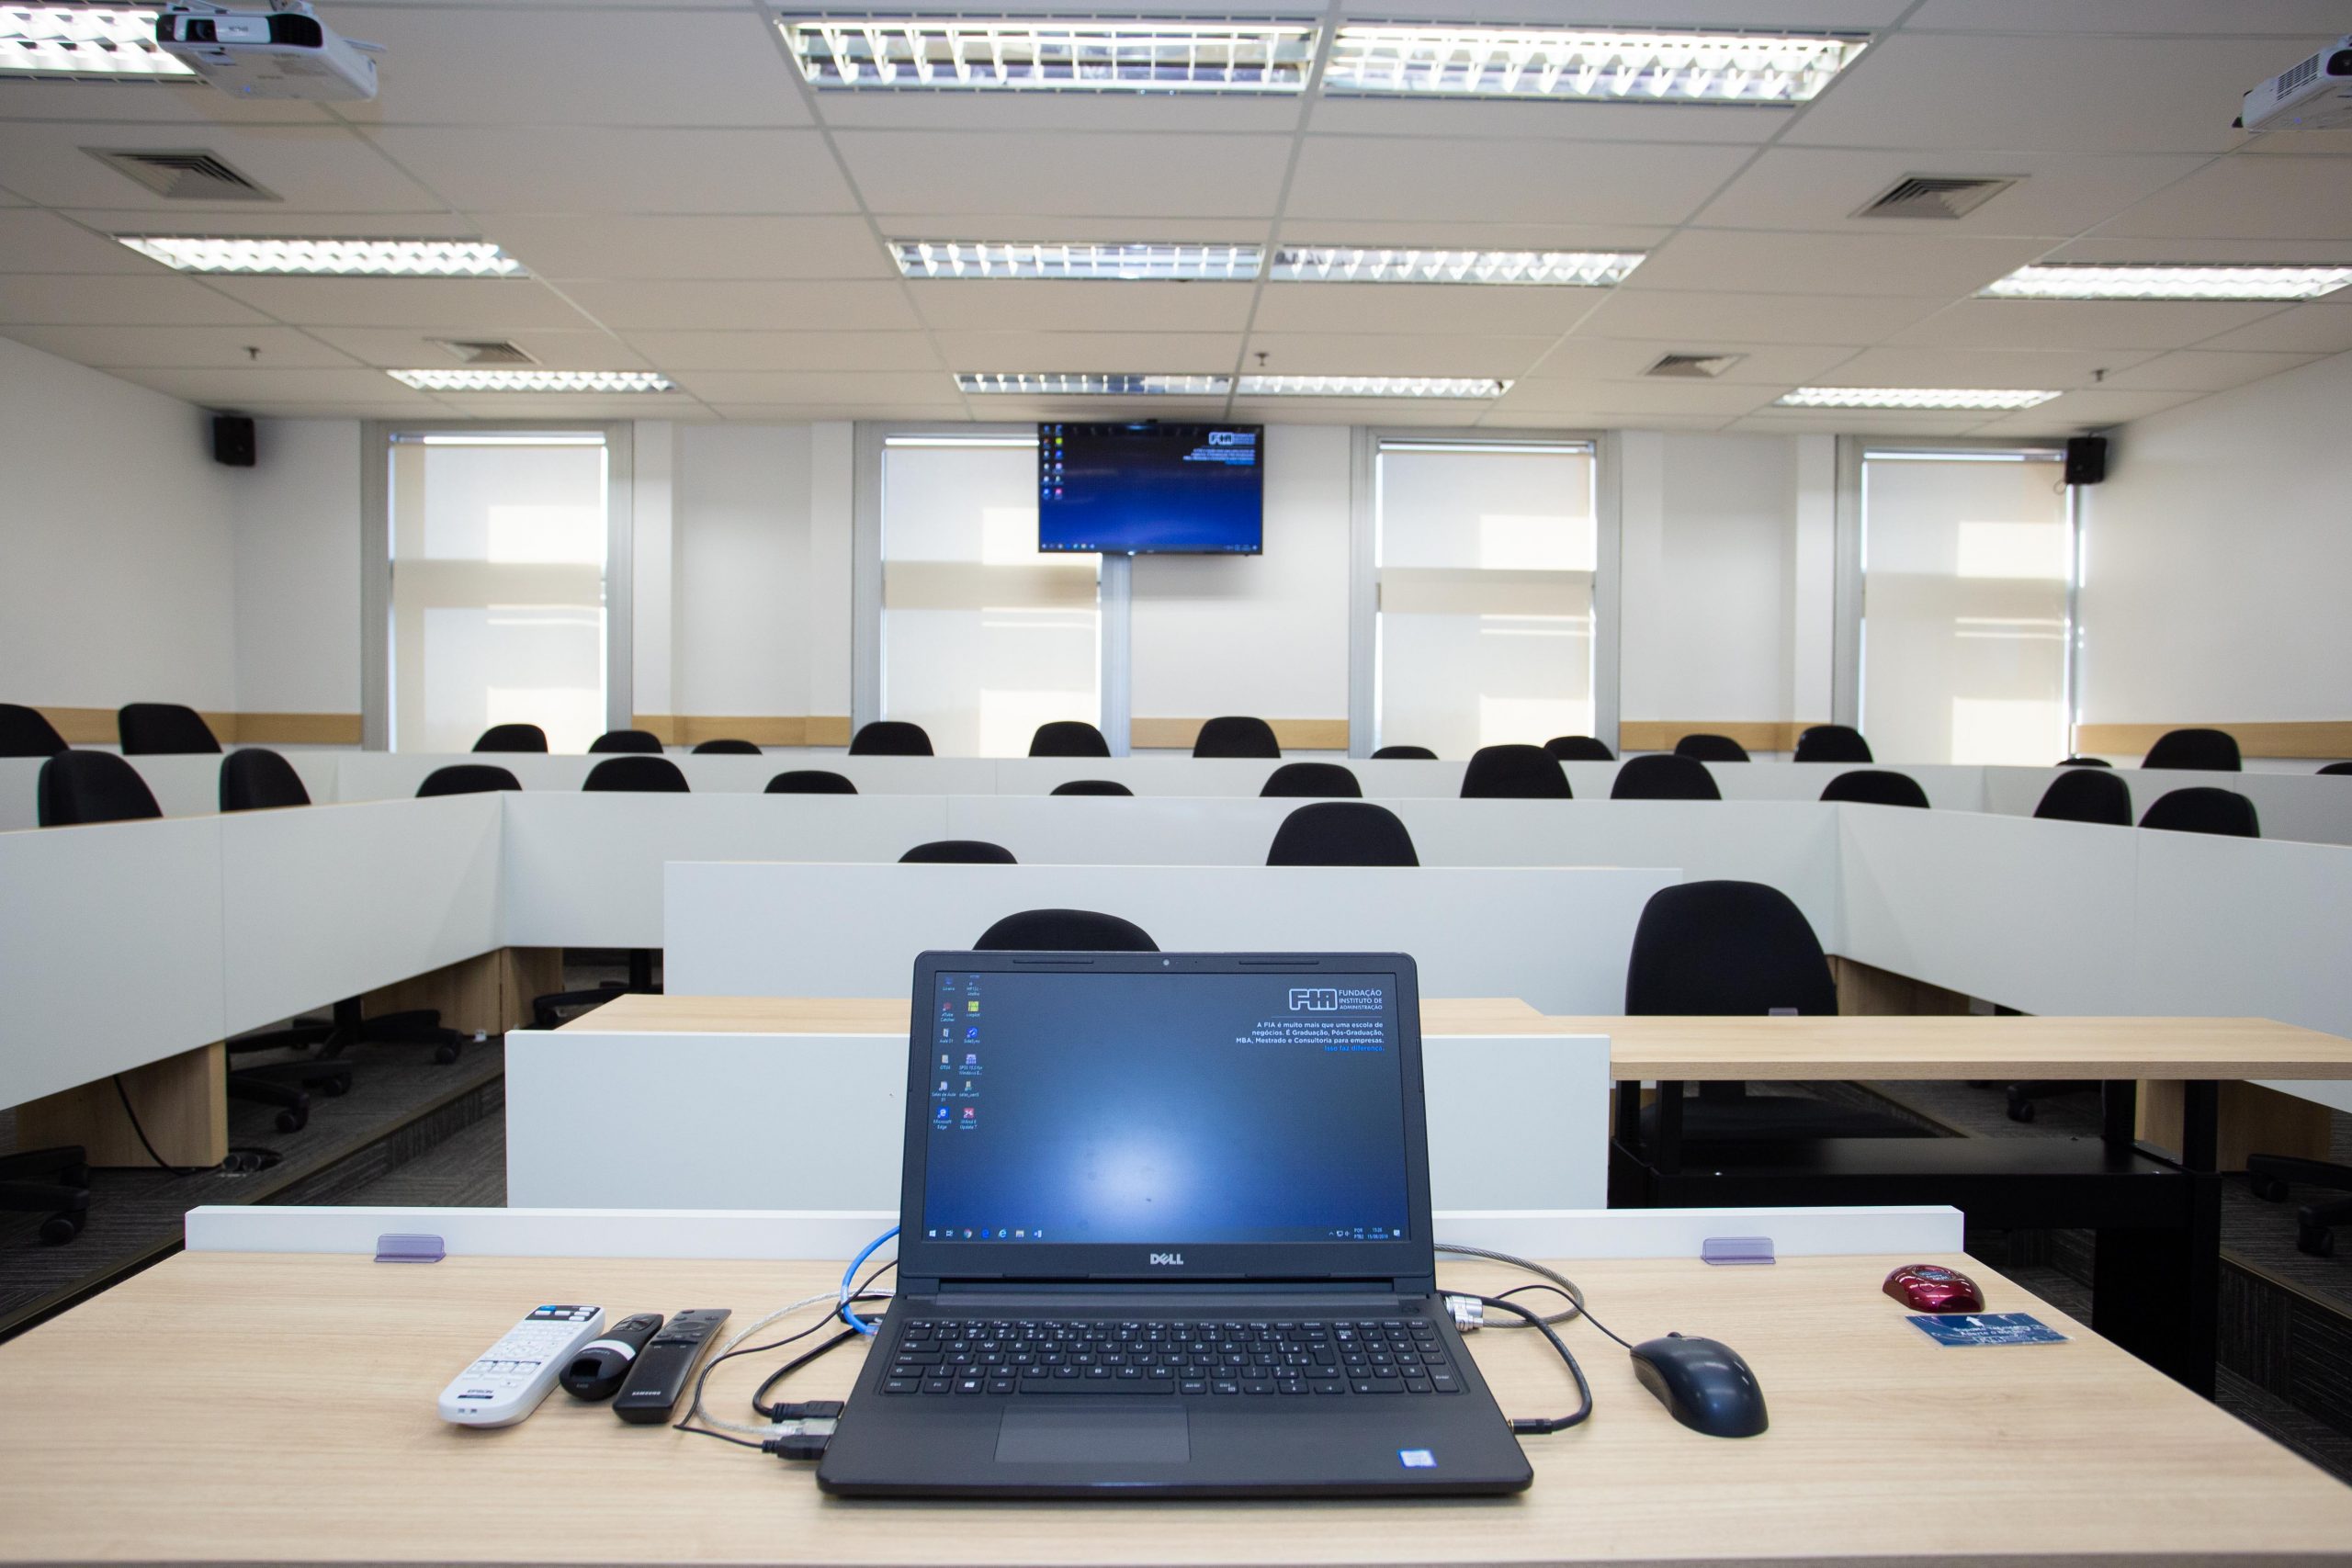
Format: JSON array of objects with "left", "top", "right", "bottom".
[{"left": 437, "top": 1304, "right": 605, "bottom": 1427}]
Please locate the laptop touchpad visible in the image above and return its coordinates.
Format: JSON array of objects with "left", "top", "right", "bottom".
[{"left": 995, "top": 1407, "right": 1190, "bottom": 1464}]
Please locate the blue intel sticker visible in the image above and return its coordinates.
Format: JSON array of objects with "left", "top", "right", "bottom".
[
  {"left": 1906, "top": 1312, "right": 2068, "bottom": 1347},
  {"left": 1399, "top": 1449, "right": 1436, "bottom": 1469}
]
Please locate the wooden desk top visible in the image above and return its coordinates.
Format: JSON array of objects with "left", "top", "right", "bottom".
[
  {"left": 6, "top": 1251, "right": 2347, "bottom": 1567},
  {"left": 568, "top": 993, "right": 1562, "bottom": 1035}
]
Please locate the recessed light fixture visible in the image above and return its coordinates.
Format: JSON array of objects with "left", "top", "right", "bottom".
[
  {"left": 1774, "top": 387, "right": 2060, "bottom": 411},
  {"left": 1271, "top": 247, "right": 1644, "bottom": 286},
  {"left": 1238, "top": 376, "right": 1510, "bottom": 398},
  {"left": 1323, "top": 24, "right": 1866, "bottom": 103},
  {"left": 778, "top": 16, "right": 1318, "bottom": 92},
  {"left": 895, "top": 242, "right": 1262, "bottom": 281},
  {"left": 957, "top": 373, "right": 1233, "bottom": 395},
  {"left": 0, "top": 6, "right": 193, "bottom": 79},
  {"left": 1979, "top": 264, "right": 2352, "bottom": 301},
  {"left": 388, "top": 369, "right": 675, "bottom": 393},
  {"left": 119, "top": 236, "right": 527, "bottom": 277}
]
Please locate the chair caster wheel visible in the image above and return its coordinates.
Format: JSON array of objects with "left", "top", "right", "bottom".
[
  {"left": 2250, "top": 1176, "right": 2290, "bottom": 1202},
  {"left": 40, "top": 1212, "right": 84, "bottom": 1245},
  {"left": 2299, "top": 1224, "right": 2337, "bottom": 1258},
  {"left": 63, "top": 1164, "right": 91, "bottom": 1187},
  {"left": 434, "top": 1040, "right": 462, "bottom": 1064},
  {"left": 2007, "top": 1100, "right": 2035, "bottom": 1124},
  {"left": 322, "top": 1078, "right": 350, "bottom": 1098},
  {"left": 276, "top": 1108, "right": 307, "bottom": 1134}
]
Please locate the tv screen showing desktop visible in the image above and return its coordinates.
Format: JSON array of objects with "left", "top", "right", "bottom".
[{"left": 1037, "top": 423, "right": 1263, "bottom": 556}]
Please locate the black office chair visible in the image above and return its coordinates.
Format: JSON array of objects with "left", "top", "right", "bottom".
[
  {"left": 2247, "top": 1156, "right": 2352, "bottom": 1257},
  {"left": 2140, "top": 787, "right": 2258, "bottom": 837},
  {"left": 1544, "top": 736, "right": 1614, "bottom": 762},
  {"left": 117, "top": 703, "right": 220, "bottom": 755},
  {"left": 2033, "top": 768, "right": 2132, "bottom": 826},
  {"left": 589, "top": 728, "right": 664, "bottom": 754},
  {"left": 976, "top": 908, "right": 1158, "bottom": 952},
  {"left": 901, "top": 840, "right": 1017, "bottom": 863},
  {"left": 419, "top": 763, "right": 522, "bottom": 795},
  {"left": 1372, "top": 744, "right": 1436, "bottom": 761},
  {"left": 583, "top": 755, "right": 689, "bottom": 793},
  {"left": 1029, "top": 720, "right": 1111, "bottom": 758},
  {"left": 2058, "top": 755, "right": 2114, "bottom": 767},
  {"left": 1266, "top": 802, "right": 1418, "bottom": 867},
  {"left": 2142, "top": 728, "right": 2240, "bottom": 771},
  {"left": 1051, "top": 780, "right": 1134, "bottom": 796},
  {"left": 1819, "top": 770, "right": 1928, "bottom": 808},
  {"left": 1462, "top": 743, "right": 1570, "bottom": 799},
  {"left": 1262, "top": 761, "right": 1362, "bottom": 798},
  {"left": 766, "top": 769, "right": 857, "bottom": 794},
  {"left": 850, "top": 721, "right": 933, "bottom": 756},
  {"left": 533, "top": 758, "right": 690, "bottom": 1026},
  {"left": 0, "top": 703, "right": 66, "bottom": 757},
  {"left": 1611, "top": 754, "right": 1720, "bottom": 801},
  {"left": 1193, "top": 716, "right": 1280, "bottom": 759},
  {"left": 2316, "top": 761, "right": 2352, "bottom": 776},
  {"left": 218, "top": 747, "right": 311, "bottom": 813},
  {"left": 472, "top": 723, "right": 547, "bottom": 753},
  {"left": 1792, "top": 725, "right": 1871, "bottom": 764},
  {"left": 1627, "top": 880, "right": 1926, "bottom": 1143},
  {"left": 691, "top": 739, "right": 762, "bottom": 755},
  {"left": 1675, "top": 733, "right": 1749, "bottom": 762}
]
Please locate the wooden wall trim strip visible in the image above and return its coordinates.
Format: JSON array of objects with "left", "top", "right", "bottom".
[
  {"left": 1620, "top": 720, "right": 1826, "bottom": 754},
  {"left": 2075, "top": 721, "right": 2352, "bottom": 762},
  {"left": 31, "top": 706, "right": 360, "bottom": 747},
  {"left": 633, "top": 715, "right": 855, "bottom": 749},
  {"left": 1130, "top": 717, "right": 1350, "bottom": 751}
]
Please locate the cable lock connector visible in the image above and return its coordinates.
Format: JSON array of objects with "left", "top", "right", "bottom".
[{"left": 1444, "top": 1294, "right": 1485, "bottom": 1332}]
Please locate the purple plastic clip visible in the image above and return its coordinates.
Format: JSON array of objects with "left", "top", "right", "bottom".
[
  {"left": 1702, "top": 1236, "right": 1775, "bottom": 1267},
  {"left": 375, "top": 1233, "right": 445, "bottom": 1264}
]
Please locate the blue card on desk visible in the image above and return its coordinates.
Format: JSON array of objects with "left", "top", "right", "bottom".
[{"left": 1907, "top": 1313, "right": 2068, "bottom": 1347}]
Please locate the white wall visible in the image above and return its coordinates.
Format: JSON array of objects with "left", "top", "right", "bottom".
[
  {"left": 670, "top": 423, "right": 815, "bottom": 720},
  {"left": 232, "top": 418, "right": 361, "bottom": 716}
]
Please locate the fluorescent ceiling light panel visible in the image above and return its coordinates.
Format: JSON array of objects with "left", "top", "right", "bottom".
[
  {"left": 119, "top": 236, "right": 526, "bottom": 277},
  {"left": 1239, "top": 376, "right": 1510, "bottom": 398},
  {"left": 779, "top": 15, "right": 1317, "bottom": 91},
  {"left": 1323, "top": 24, "right": 1864, "bottom": 102},
  {"left": 1272, "top": 246, "right": 1643, "bottom": 286},
  {"left": 0, "top": 6, "right": 192, "bottom": 78},
  {"left": 957, "top": 373, "right": 1233, "bottom": 395},
  {"left": 388, "top": 369, "right": 675, "bottom": 393},
  {"left": 1979, "top": 264, "right": 2352, "bottom": 301},
  {"left": 895, "top": 241, "right": 1261, "bottom": 281},
  {"left": 1775, "top": 387, "right": 2060, "bottom": 411}
]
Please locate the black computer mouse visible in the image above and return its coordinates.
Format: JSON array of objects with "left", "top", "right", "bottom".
[{"left": 1629, "top": 1333, "right": 1769, "bottom": 1438}]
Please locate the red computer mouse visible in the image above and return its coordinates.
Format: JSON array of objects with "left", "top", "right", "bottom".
[{"left": 1883, "top": 1264, "right": 1984, "bottom": 1313}]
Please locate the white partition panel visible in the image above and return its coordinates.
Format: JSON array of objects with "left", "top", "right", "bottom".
[
  {"left": 944, "top": 795, "right": 1296, "bottom": 867},
  {"left": 0, "top": 758, "right": 40, "bottom": 831},
  {"left": 989, "top": 756, "right": 1470, "bottom": 797},
  {"left": 665, "top": 863, "right": 1679, "bottom": 1013},
  {"left": 0, "top": 752, "right": 341, "bottom": 831},
  {"left": 1982, "top": 767, "right": 2352, "bottom": 848}
]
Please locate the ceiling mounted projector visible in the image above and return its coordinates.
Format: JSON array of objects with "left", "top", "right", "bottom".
[
  {"left": 2241, "top": 36, "right": 2352, "bottom": 131},
  {"left": 155, "top": 2, "right": 379, "bottom": 100}
]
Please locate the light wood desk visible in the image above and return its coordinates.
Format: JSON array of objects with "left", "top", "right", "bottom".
[{"left": 5, "top": 1250, "right": 2348, "bottom": 1567}]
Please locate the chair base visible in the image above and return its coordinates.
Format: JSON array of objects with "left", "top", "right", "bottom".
[
  {"left": 535, "top": 951, "right": 658, "bottom": 1030},
  {"left": 234, "top": 999, "right": 464, "bottom": 1069},
  {"left": 2245, "top": 1154, "right": 2352, "bottom": 1257},
  {"left": 0, "top": 1146, "right": 92, "bottom": 1245}
]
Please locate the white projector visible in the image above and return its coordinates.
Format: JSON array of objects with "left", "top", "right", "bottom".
[
  {"left": 2241, "top": 36, "right": 2352, "bottom": 132},
  {"left": 155, "top": 2, "right": 379, "bottom": 101}
]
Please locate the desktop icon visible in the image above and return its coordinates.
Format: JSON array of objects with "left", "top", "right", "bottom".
[
  {"left": 963, "top": 1107, "right": 977, "bottom": 1121},
  {"left": 963, "top": 1052, "right": 978, "bottom": 1067},
  {"left": 935, "top": 1106, "right": 950, "bottom": 1123},
  {"left": 965, "top": 1025, "right": 980, "bottom": 1042}
]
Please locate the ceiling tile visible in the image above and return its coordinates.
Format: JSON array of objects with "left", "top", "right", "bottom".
[
  {"left": 0, "top": 209, "right": 162, "bottom": 273},
  {"left": 1901, "top": 0, "right": 2350, "bottom": 33},
  {"left": 305, "top": 326, "right": 649, "bottom": 370},
  {"left": 836, "top": 131, "right": 1295, "bottom": 220},
  {"left": 1277, "top": 220, "right": 1675, "bottom": 252},
  {"left": 1573, "top": 289, "right": 1946, "bottom": 344},
  {"left": 928, "top": 331, "right": 1237, "bottom": 374},
  {"left": 814, "top": 95, "right": 1303, "bottom": 136},
  {"left": 1247, "top": 282, "right": 1607, "bottom": 337},
  {"left": 201, "top": 276, "right": 600, "bottom": 330},
  {"left": 1729, "top": 408, "right": 2000, "bottom": 435},
  {"left": 0, "top": 79, "right": 332, "bottom": 126},
  {"left": 2187, "top": 300, "right": 2352, "bottom": 353},
  {"left": 2094, "top": 349, "right": 2326, "bottom": 391},
  {"left": 2041, "top": 236, "right": 2352, "bottom": 265},
  {"left": 710, "top": 403, "right": 972, "bottom": 423},
  {"left": 1496, "top": 379, "right": 1778, "bottom": 416},
  {"left": 107, "top": 365, "right": 426, "bottom": 403},
  {"left": 1241, "top": 333, "right": 1559, "bottom": 378},
  {"left": 1284, "top": 136, "right": 1752, "bottom": 226},
  {"left": 1521, "top": 337, "right": 1860, "bottom": 385},
  {"left": 0, "top": 273, "right": 271, "bottom": 325},
  {"left": 51, "top": 207, "right": 483, "bottom": 240},
  {"left": 908, "top": 280, "right": 1254, "bottom": 333},
  {"left": 483, "top": 215, "right": 895, "bottom": 281},
  {"left": 667, "top": 370, "right": 955, "bottom": 403},
  {"left": 428, "top": 393, "right": 714, "bottom": 420},
  {"left": 1973, "top": 387, "right": 2206, "bottom": 429},
  {"left": 625, "top": 330, "right": 944, "bottom": 372},
  {"left": 1334, "top": 0, "right": 1908, "bottom": 19},
  {"left": 0, "top": 322, "right": 355, "bottom": 367},
  {"left": 360, "top": 127, "right": 854, "bottom": 213},
  {"left": 875, "top": 213, "right": 1267, "bottom": 245},
  {"left": 1884, "top": 297, "right": 2291, "bottom": 350},
  {"left": 1306, "top": 100, "right": 1783, "bottom": 145},
  {"left": 1818, "top": 345, "right": 2158, "bottom": 388},
  {"left": 556, "top": 279, "right": 922, "bottom": 332},
  {"left": 2094, "top": 153, "right": 2352, "bottom": 241},
  {"left": 1691, "top": 148, "right": 2211, "bottom": 236},
  {"left": 1226, "top": 398, "right": 1492, "bottom": 427},
  {"left": 1623, "top": 229, "right": 2054, "bottom": 298},
  {"left": 0, "top": 122, "right": 447, "bottom": 211}
]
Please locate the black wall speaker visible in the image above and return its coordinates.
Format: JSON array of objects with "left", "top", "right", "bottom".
[
  {"left": 2064, "top": 434, "right": 2107, "bottom": 486},
  {"left": 212, "top": 414, "right": 256, "bottom": 468}
]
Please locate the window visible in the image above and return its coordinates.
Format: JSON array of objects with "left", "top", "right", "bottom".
[
  {"left": 1373, "top": 439, "right": 1597, "bottom": 757},
  {"left": 1859, "top": 449, "right": 2072, "bottom": 766}
]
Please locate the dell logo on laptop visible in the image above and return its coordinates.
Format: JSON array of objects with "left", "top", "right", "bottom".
[{"left": 1148, "top": 1252, "right": 1184, "bottom": 1267}]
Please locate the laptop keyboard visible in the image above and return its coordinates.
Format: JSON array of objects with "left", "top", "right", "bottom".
[{"left": 878, "top": 1317, "right": 1464, "bottom": 1397}]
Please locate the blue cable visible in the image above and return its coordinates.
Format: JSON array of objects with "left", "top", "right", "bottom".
[{"left": 840, "top": 1225, "right": 897, "bottom": 1336}]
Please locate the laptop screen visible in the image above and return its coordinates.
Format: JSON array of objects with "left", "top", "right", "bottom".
[{"left": 914, "top": 965, "right": 1412, "bottom": 1247}]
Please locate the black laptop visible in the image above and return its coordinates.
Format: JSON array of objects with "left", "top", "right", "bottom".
[{"left": 816, "top": 950, "right": 1533, "bottom": 1498}]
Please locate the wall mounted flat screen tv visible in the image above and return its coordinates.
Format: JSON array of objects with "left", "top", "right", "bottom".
[{"left": 1037, "top": 423, "right": 1263, "bottom": 555}]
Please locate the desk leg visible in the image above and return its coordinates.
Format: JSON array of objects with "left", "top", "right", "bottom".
[
  {"left": 2092, "top": 1079, "right": 2220, "bottom": 1399},
  {"left": 2101, "top": 1078, "right": 2137, "bottom": 1146},
  {"left": 17, "top": 1043, "right": 229, "bottom": 1169},
  {"left": 1651, "top": 1082, "right": 1684, "bottom": 1178}
]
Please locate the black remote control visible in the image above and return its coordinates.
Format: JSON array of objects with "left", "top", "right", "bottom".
[
  {"left": 560, "top": 1313, "right": 664, "bottom": 1401},
  {"left": 613, "top": 1308, "right": 732, "bottom": 1424}
]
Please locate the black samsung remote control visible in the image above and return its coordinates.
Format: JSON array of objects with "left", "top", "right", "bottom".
[
  {"left": 560, "top": 1313, "right": 664, "bottom": 1401},
  {"left": 613, "top": 1308, "right": 731, "bottom": 1424}
]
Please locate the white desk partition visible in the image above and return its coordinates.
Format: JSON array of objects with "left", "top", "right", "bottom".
[
  {"left": 0, "top": 750, "right": 342, "bottom": 832},
  {"left": 664, "top": 863, "right": 1679, "bottom": 1014},
  {"left": 329, "top": 751, "right": 1001, "bottom": 803},
  {"left": 504, "top": 1028, "right": 1611, "bottom": 1213},
  {"left": 1980, "top": 766, "right": 2352, "bottom": 848}
]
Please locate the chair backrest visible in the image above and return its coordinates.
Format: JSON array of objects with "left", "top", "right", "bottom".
[
  {"left": 975, "top": 908, "right": 1159, "bottom": 952},
  {"left": 583, "top": 755, "right": 690, "bottom": 793},
  {"left": 117, "top": 702, "right": 220, "bottom": 755},
  {"left": 850, "top": 721, "right": 933, "bottom": 756},
  {"left": 901, "top": 839, "right": 1017, "bottom": 863},
  {"left": 1461, "top": 743, "right": 1571, "bottom": 799},
  {"left": 1371, "top": 744, "right": 1436, "bottom": 761},
  {"left": 0, "top": 703, "right": 67, "bottom": 757},
  {"left": 1029, "top": 720, "right": 1111, "bottom": 758},
  {"left": 2320, "top": 761, "right": 2352, "bottom": 776},
  {"left": 1265, "top": 801, "right": 1419, "bottom": 867},
  {"left": 2032, "top": 767, "right": 2132, "bottom": 826},
  {"left": 1626, "top": 880, "right": 1836, "bottom": 1016},
  {"left": 1611, "top": 753, "right": 1721, "bottom": 800},
  {"left": 1193, "top": 716, "right": 1280, "bottom": 759},
  {"left": 2139, "top": 786, "right": 2259, "bottom": 838},
  {"left": 2142, "top": 728, "right": 2241, "bottom": 771},
  {"left": 1051, "top": 779, "right": 1134, "bottom": 796},
  {"left": 38, "top": 750, "right": 162, "bottom": 827},
  {"left": 2057, "top": 755, "right": 2113, "bottom": 767},
  {"left": 1544, "top": 735, "right": 1614, "bottom": 762},
  {"left": 1674, "top": 732, "right": 1749, "bottom": 762},
  {"left": 1818, "top": 769, "right": 1928, "bottom": 808},
  {"left": 1261, "top": 761, "right": 1362, "bottom": 798},
  {"left": 472, "top": 723, "right": 548, "bottom": 753},
  {"left": 691, "top": 739, "right": 762, "bottom": 755},
  {"left": 765, "top": 769, "right": 857, "bottom": 795},
  {"left": 417, "top": 763, "right": 522, "bottom": 796},
  {"left": 589, "top": 728, "right": 663, "bottom": 754},
  {"left": 1792, "top": 725, "right": 1871, "bottom": 763},
  {"left": 220, "top": 748, "right": 311, "bottom": 812}
]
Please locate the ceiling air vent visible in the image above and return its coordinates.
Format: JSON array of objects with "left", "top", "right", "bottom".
[
  {"left": 1854, "top": 175, "right": 2018, "bottom": 220},
  {"left": 1645, "top": 352, "right": 1747, "bottom": 379},
  {"left": 434, "top": 339, "right": 537, "bottom": 366},
  {"left": 85, "top": 148, "right": 280, "bottom": 202}
]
